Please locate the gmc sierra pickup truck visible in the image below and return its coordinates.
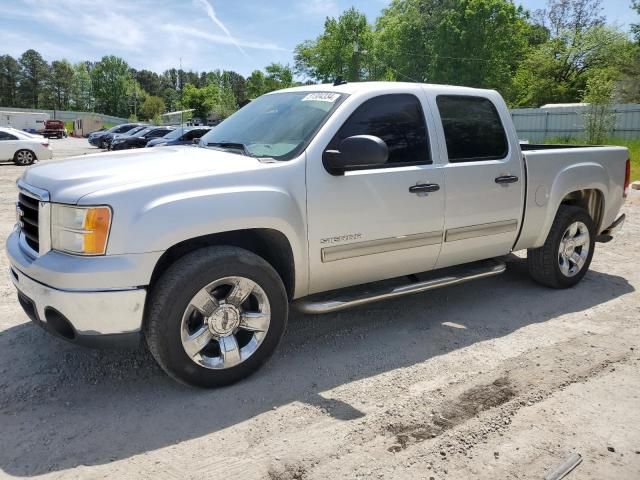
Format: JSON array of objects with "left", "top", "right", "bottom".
[{"left": 7, "top": 82, "right": 630, "bottom": 387}]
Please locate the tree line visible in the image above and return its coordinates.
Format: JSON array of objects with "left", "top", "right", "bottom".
[
  {"left": 0, "top": 50, "right": 296, "bottom": 121},
  {"left": 295, "top": 0, "right": 640, "bottom": 107},
  {"left": 1, "top": 0, "right": 637, "bottom": 121}
]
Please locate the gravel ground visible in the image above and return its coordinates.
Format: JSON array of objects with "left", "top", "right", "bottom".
[{"left": 0, "top": 141, "right": 639, "bottom": 479}]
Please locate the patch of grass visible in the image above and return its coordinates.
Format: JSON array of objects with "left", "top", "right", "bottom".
[{"left": 543, "top": 137, "right": 640, "bottom": 181}]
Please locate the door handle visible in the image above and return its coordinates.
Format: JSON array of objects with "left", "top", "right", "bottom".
[
  {"left": 495, "top": 175, "right": 519, "bottom": 184},
  {"left": 409, "top": 183, "right": 440, "bottom": 194}
]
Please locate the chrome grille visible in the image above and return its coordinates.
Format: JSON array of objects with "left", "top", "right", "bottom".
[{"left": 18, "top": 193, "right": 39, "bottom": 252}]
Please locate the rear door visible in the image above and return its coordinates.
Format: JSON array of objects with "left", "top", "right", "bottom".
[{"left": 429, "top": 93, "right": 524, "bottom": 269}]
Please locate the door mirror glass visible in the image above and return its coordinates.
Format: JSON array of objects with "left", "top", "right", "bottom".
[{"left": 323, "top": 135, "right": 388, "bottom": 175}]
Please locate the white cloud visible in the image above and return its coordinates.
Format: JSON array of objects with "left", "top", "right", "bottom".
[
  {"left": 163, "top": 24, "right": 289, "bottom": 52},
  {"left": 1, "top": 0, "right": 290, "bottom": 74},
  {"left": 299, "top": 0, "right": 340, "bottom": 16},
  {"left": 193, "top": 0, "right": 249, "bottom": 58}
]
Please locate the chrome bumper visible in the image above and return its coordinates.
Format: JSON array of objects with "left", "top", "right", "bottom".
[{"left": 10, "top": 266, "right": 146, "bottom": 337}]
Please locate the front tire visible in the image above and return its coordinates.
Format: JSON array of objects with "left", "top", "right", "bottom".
[
  {"left": 13, "top": 149, "right": 36, "bottom": 165},
  {"left": 527, "top": 205, "right": 595, "bottom": 288},
  {"left": 145, "top": 246, "right": 288, "bottom": 388}
]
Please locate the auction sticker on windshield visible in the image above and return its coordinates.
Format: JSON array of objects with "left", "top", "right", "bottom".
[{"left": 302, "top": 92, "right": 341, "bottom": 103}]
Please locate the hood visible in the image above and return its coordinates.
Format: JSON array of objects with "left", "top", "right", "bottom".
[{"left": 22, "top": 146, "right": 265, "bottom": 204}]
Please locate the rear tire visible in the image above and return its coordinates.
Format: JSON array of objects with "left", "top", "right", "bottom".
[
  {"left": 144, "top": 246, "right": 288, "bottom": 388},
  {"left": 527, "top": 205, "right": 595, "bottom": 288},
  {"left": 13, "top": 149, "right": 36, "bottom": 166}
]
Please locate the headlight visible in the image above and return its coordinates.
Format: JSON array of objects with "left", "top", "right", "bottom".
[{"left": 51, "top": 205, "right": 112, "bottom": 255}]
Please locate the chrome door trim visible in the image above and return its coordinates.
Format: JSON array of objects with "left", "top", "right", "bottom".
[
  {"left": 321, "top": 231, "right": 443, "bottom": 263},
  {"left": 445, "top": 220, "right": 518, "bottom": 242}
]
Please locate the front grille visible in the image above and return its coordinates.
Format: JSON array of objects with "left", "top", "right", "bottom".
[{"left": 18, "top": 193, "right": 39, "bottom": 252}]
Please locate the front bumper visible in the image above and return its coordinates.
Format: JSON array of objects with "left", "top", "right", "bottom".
[
  {"left": 6, "top": 229, "right": 154, "bottom": 345},
  {"left": 10, "top": 265, "right": 146, "bottom": 343}
]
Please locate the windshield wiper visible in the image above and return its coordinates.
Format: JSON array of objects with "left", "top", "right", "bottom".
[{"left": 206, "top": 141, "right": 250, "bottom": 156}]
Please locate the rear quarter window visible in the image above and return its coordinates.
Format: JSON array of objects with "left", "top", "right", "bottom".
[{"left": 436, "top": 95, "right": 508, "bottom": 163}]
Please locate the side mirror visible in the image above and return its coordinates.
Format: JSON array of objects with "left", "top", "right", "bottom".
[
  {"left": 323, "top": 135, "right": 388, "bottom": 175},
  {"left": 192, "top": 137, "right": 200, "bottom": 144}
]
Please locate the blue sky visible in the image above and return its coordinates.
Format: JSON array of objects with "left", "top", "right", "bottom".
[{"left": 0, "top": 0, "right": 635, "bottom": 77}]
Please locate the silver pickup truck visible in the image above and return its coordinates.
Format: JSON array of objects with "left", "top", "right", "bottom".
[{"left": 7, "top": 82, "right": 630, "bottom": 387}]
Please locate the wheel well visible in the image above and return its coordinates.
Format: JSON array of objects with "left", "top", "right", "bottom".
[
  {"left": 560, "top": 189, "right": 604, "bottom": 231},
  {"left": 149, "top": 229, "right": 296, "bottom": 300}
]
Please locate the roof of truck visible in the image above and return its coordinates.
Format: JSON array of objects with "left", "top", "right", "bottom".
[{"left": 276, "top": 81, "right": 497, "bottom": 96}]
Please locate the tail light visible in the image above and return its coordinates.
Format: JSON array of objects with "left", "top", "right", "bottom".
[{"left": 623, "top": 158, "right": 630, "bottom": 198}]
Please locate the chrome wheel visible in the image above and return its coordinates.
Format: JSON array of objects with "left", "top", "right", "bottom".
[
  {"left": 558, "top": 221, "right": 590, "bottom": 277},
  {"left": 15, "top": 150, "right": 34, "bottom": 165},
  {"left": 180, "top": 276, "right": 271, "bottom": 370}
]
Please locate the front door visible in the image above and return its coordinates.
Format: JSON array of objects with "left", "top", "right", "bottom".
[
  {"left": 306, "top": 91, "right": 446, "bottom": 294},
  {"left": 429, "top": 93, "right": 525, "bottom": 269}
]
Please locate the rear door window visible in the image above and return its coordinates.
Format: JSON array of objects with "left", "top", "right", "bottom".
[
  {"left": 0, "top": 132, "right": 18, "bottom": 140},
  {"left": 436, "top": 95, "right": 508, "bottom": 162},
  {"left": 327, "top": 94, "right": 431, "bottom": 167}
]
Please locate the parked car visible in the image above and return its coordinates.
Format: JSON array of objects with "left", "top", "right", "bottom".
[
  {"left": 146, "top": 126, "right": 212, "bottom": 148},
  {"left": 88, "top": 123, "right": 143, "bottom": 148},
  {"left": 42, "top": 120, "right": 67, "bottom": 139},
  {"left": 0, "top": 127, "right": 52, "bottom": 165},
  {"left": 110, "top": 126, "right": 174, "bottom": 150},
  {"left": 7, "top": 82, "right": 629, "bottom": 387},
  {"left": 103, "top": 125, "right": 149, "bottom": 150}
]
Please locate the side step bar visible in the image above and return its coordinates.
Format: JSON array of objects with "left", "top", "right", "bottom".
[{"left": 293, "top": 258, "right": 506, "bottom": 314}]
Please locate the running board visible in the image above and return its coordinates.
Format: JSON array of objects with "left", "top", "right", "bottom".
[{"left": 293, "top": 259, "right": 506, "bottom": 314}]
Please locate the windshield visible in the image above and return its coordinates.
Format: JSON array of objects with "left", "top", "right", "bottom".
[
  {"left": 163, "top": 127, "right": 187, "bottom": 141},
  {"left": 123, "top": 126, "right": 147, "bottom": 137},
  {"left": 200, "top": 91, "right": 344, "bottom": 160}
]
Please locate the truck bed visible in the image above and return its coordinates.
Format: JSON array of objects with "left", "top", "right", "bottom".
[{"left": 514, "top": 145, "right": 628, "bottom": 251}]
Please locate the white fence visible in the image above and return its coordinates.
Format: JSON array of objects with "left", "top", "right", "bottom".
[
  {"left": 511, "top": 104, "right": 640, "bottom": 142},
  {"left": 0, "top": 106, "right": 127, "bottom": 126}
]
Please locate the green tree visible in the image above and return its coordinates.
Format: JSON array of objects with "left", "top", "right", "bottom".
[
  {"left": 264, "top": 63, "right": 295, "bottom": 90},
  {"left": 18, "top": 49, "right": 49, "bottom": 108},
  {"left": 135, "top": 69, "right": 163, "bottom": 97},
  {"left": 295, "top": 8, "right": 376, "bottom": 82},
  {"left": 0, "top": 54, "right": 20, "bottom": 106},
  {"left": 71, "top": 62, "right": 93, "bottom": 111},
  {"left": 182, "top": 83, "right": 215, "bottom": 120},
  {"left": 375, "top": 0, "right": 532, "bottom": 91},
  {"left": 245, "top": 70, "right": 266, "bottom": 98},
  {"left": 140, "top": 95, "right": 165, "bottom": 120},
  {"left": 47, "top": 60, "right": 75, "bottom": 110},
  {"left": 512, "top": 26, "right": 632, "bottom": 106},
  {"left": 245, "top": 64, "right": 296, "bottom": 98},
  {"left": 582, "top": 70, "right": 615, "bottom": 144},
  {"left": 632, "top": 1, "right": 640, "bottom": 42},
  {"left": 91, "top": 55, "right": 132, "bottom": 117}
]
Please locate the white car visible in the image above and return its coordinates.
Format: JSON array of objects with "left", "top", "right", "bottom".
[{"left": 0, "top": 127, "right": 53, "bottom": 165}]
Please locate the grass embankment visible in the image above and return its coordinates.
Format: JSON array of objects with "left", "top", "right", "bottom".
[{"left": 545, "top": 138, "right": 640, "bottom": 181}]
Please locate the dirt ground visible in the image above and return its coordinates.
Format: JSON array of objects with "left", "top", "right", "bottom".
[{"left": 0, "top": 141, "right": 639, "bottom": 479}]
